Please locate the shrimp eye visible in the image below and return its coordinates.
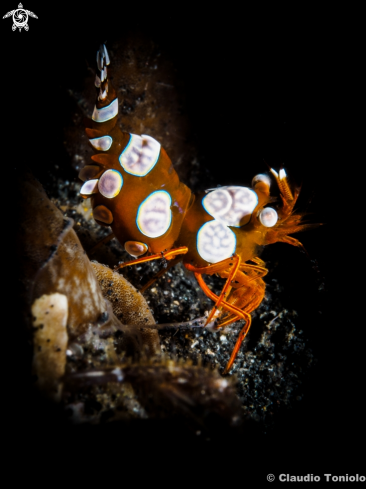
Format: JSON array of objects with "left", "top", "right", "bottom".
[
  {"left": 259, "top": 207, "right": 278, "bottom": 227},
  {"left": 252, "top": 174, "right": 271, "bottom": 195}
]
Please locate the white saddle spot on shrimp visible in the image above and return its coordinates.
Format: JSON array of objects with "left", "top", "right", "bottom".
[
  {"left": 119, "top": 134, "right": 160, "bottom": 176},
  {"left": 92, "top": 98, "right": 118, "bottom": 123},
  {"left": 203, "top": 186, "right": 258, "bottom": 227},
  {"left": 89, "top": 135, "right": 112, "bottom": 151},
  {"left": 80, "top": 179, "right": 99, "bottom": 196},
  {"left": 197, "top": 221, "right": 236, "bottom": 264},
  {"left": 136, "top": 190, "right": 172, "bottom": 238},
  {"left": 202, "top": 188, "right": 232, "bottom": 217},
  {"left": 98, "top": 170, "right": 123, "bottom": 198}
]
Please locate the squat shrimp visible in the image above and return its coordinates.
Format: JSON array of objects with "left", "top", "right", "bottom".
[{"left": 79, "top": 44, "right": 314, "bottom": 373}]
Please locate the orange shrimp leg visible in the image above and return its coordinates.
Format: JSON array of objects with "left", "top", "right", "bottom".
[
  {"left": 240, "top": 263, "right": 268, "bottom": 281},
  {"left": 186, "top": 255, "right": 242, "bottom": 324},
  {"left": 186, "top": 256, "right": 266, "bottom": 324},
  {"left": 222, "top": 319, "right": 252, "bottom": 374},
  {"left": 215, "top": 266, "right": 266, "bottom": 326},
  {"left": 194, "top": 272, "right": 253, "bottom": 374},
  {"left": 206, "top": 254, "right": 241, "bottom": 323},
  {"left": 251, "top": 256, "right": 266, "bottom": 267},
  {"left": 115, "top": 246, "right": 188, "bottom": 270},
  {"left": 280, "top": 235, "right": 309, "bottom": 256},
  {"left": 193, "top": 271, "right": 248, "bottom": 322},
  {"left": 185, "top": 255, "right": 240, "bottom": 276}
]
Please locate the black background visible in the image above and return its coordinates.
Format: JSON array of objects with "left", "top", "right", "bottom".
[{"left": 3, "top": 2, "right": 354, "bottom": 480}]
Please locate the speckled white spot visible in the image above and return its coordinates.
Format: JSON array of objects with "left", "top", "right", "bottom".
[
  {"left": 80, "top": 179, "right": 98, "bottom": 196},
  {"left": 119, "top": 134, "right": 160, "bottom": 176},
  {"left": 89, "top": 135, "right": 112, "bottom": 151},
  {"left": 197, "top": 220, "right": 236, "bottom": 263},
  {"left": 203, "top": 186, "right": 258, "bottom": 227},
  {"left": 98, "top": 170, "right": 123, "bottom": 198},
  {"left": 137, "top": 190, "right": 172, "bottom": 238},
  {"left": 202, "top": 188, "right": 232, "bottom": 217},
  {"left": 92, "top": 98, "right": 118, "bottom": 123}
]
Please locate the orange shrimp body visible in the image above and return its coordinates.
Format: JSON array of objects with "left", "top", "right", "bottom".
[{"left": 79, "top": 45, "right": 312, "bottom": 373}]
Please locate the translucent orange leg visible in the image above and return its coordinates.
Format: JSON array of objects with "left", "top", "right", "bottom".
[
  {"left": 222, "top": 319, "right": 252, "bottom": 374},
  {"left": 194, "top": 272, "right": 248, "bottom": 322},
  {"left": 251, "top": 256, "right": 266, "bottom": 267},
  {"left": 215, "top": 267, "right": 266, "bottom": 328},
  {"left": 241, "top": 264, "right": 268, "bottom": 280},
  {"left": 190, "top": 259, "right": 268, "bottom": 373},
  {"left": 187, "top": 258, "right": 267, "bottom": 325},
  {"left": 195, "top": 265, "right": 266, "bottom": 326},
  {"left": 280, "top": 236, "right": 310, "bottom": 257},
  {"left": 114, "top": 246, "right": 188, "bottom": 270},
  {"left": 185, "top": 255, "right": 239, "bottom": 276},
  {"left": 194, "top": 273, "right": 252, "bottom": 374},
  {"left": 206, "top": 255, "right": 241, "bottom": 324},
  {"left": 229, "top": 263, "right": 268, "bottom": 283},
  {"left": 216, "top": 280, "right": 263, "bottom": 328},
  {"left": 186, "top": 255, "right": 242, "bottom": 324}
]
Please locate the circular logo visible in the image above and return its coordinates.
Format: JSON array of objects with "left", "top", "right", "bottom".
[
  {"left": 13, "top": 9, "right": 28, "bottom": 28},
  {"left": 267, "top": 474, "right": 275, "bottom": 482}
]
